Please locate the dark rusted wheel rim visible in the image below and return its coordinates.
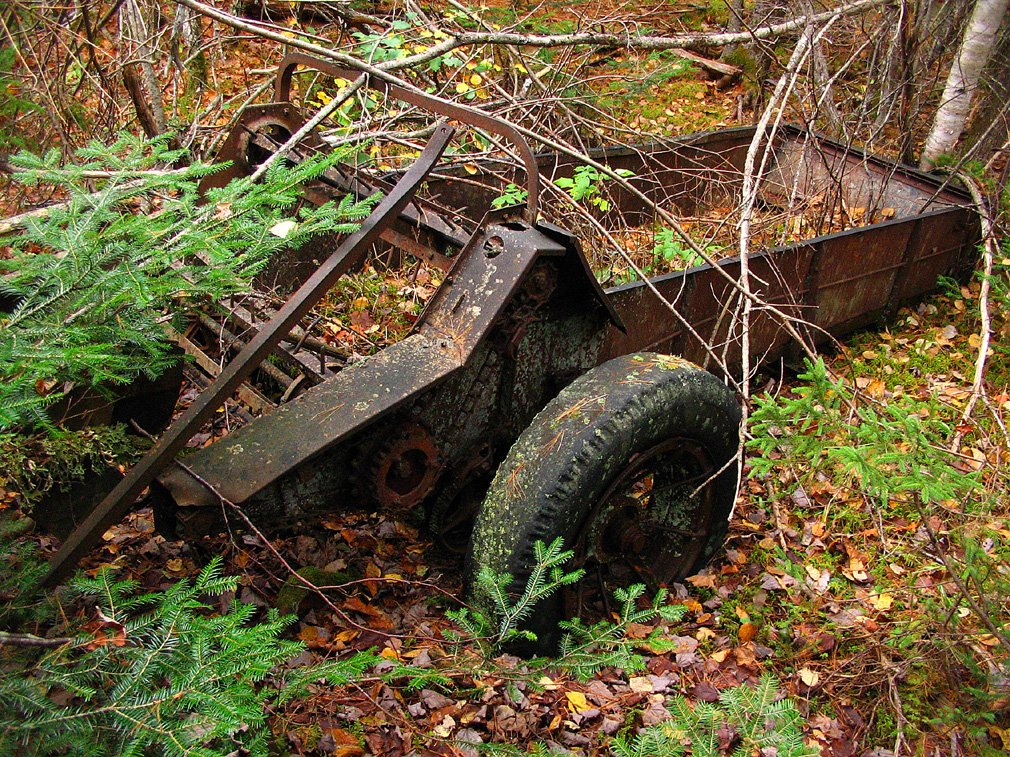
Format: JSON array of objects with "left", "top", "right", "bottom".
[{"left": 567, "top": 437, "right": 718, "bottom": 617}]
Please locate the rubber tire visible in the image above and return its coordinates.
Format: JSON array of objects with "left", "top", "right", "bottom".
[{"left": 467, "top": 353, "right": 740, "bottom": 654}]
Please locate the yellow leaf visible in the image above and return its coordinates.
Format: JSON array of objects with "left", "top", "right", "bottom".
[
  {"left": 870, "top": 593, "right": 893, "bottom": 611},
  {"left": 798, "top": 667, "right": 820, "bottom": 686},
  {"left": 969, "top": 333, "right": 982, "bottom": 348},
  {"left": 805, "top": 564, "right": 821, "bottom": 582},
  {"left": 455, "top": 82, "right": 470, "bottom": 94},
  {"left": 565, "top": 691, "right": 592, "bottom": 712},
  {"left": 380, "top": 646, "right": 400, "bottom": 660},
  {"left": 470, "top": 73, "right": 483, "bottom": 86},
  {"left": 513, "top": 63, "right": 528, "bottom": 73},
  {"left": 538, "top": 676, "right": 561, "bottom": 691},
  {"left": 710, "top": 649, "right": 730, "bottom": 663},
  {"left": 865, "top": 378, "right": 886, "bottom": 399},
  {"left": 463, "top": 162, "right": 479, "bottom": 175}
]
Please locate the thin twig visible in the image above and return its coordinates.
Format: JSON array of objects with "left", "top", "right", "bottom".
[
  {"left": 0, "top": 631, "right": 72, "bottom": 648},
  {"left": 956, "top": 174, "right": 995, "bottom": 427}
]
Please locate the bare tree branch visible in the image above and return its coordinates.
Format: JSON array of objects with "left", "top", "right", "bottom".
[
  {"left": 0, "top": 631, "right": 72, "bottom": 648},
  {"left": 174, "top": 0, "right": 887, "bottom": 74}
]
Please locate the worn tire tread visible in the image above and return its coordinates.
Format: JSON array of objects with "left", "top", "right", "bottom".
[{"left": 467, "top": 353, "right": 740, "bottom": 652}]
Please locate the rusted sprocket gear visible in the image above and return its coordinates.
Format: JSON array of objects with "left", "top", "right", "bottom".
[{"left": 360, "top": 423, "right": 443, "bottom": 511}]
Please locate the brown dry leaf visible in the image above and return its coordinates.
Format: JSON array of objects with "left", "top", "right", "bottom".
[
  {"left": 864, "top": 378, "right": 886, "bottom": 399},
  {"left": 628, "top": 676, "right": 653, "bottom": 694},
  {"left": 343, "top": 596, "right": 393, "bottom": 628},
  {"left": 798, "top": 667, "right": 820, "bottom": 687},
  {"left": 349, "top": 309, "right": 376, "bottom": 332},
  {"left": 686, "top": 573, "right": 717, "bottom": 589},
  {"left": 738, "top": 622, "right": 758, "bottom": 643},
  {"left": 843, "top": 558, "right": 870, "bottom": 583},
  {"left": 625, "top": 622, "right": 654, "bottom": 640},
  {"left": 298, "top": 626, "right": 322, "bottom": 643}
]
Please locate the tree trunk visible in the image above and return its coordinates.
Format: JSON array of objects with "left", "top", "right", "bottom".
[
  {"left": 120, "top": 0, "right": 167, "bottom": 138},
  {"left": 920, "top": 0, "right": 1009, "bottom": 169},
  {"left": 961, "top": 19, "right": 1010, "bottom": 165}
]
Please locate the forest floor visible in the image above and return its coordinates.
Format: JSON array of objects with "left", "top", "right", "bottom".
[{"left": 3, "top": 0, "right": 1009, "bottom": 755}]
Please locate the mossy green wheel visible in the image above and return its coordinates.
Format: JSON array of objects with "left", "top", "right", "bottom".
[{"left": 467, "top": 353, "right": 740, "bottom": 654}]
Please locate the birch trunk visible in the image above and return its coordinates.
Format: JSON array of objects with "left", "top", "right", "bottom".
[{"left": 920, "top": 0, "right": 1009, "bottom": 169}]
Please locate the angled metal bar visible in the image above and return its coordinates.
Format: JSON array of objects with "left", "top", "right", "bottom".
[{"left": 42, "top": 123, "right": 456, "bottom": 587}]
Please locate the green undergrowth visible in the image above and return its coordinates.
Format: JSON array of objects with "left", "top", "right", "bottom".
[
  {"left": 612, "top": 674, "right": 817, "bottom": 757},
  {"left": 0, "top": 527, "right": 381, "bottom": 756},
  {"left": 0, "top": 525, "right": 817, "bottom": 754},
  {"left": 0, "top": 426, "right": 142, "bottom": 512},
  {"left": 746, "top": 258, "right": 1010, "bottom": 749}
]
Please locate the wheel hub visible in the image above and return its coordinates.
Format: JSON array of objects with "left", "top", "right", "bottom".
[{"left": 584, "top": 438, "right": 717, "bottom": 587}]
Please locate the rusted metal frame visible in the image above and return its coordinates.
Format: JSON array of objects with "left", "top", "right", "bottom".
[
  {"left": 208, "top": 300, "right": 331, "bottom": 384},
  {"left": 195, "top": 312, "right": 296, "bottom": 389},
  {"left": 274, "top": 51, "right": 541, "bottom": 223},
  {"left": 170, "top": 327, "right": 278, "bottom": 415},
  {"left": 180, "top": 364, "right": 257, "bottom": 425},
  {"left": 157, "top": 222, "right": 562, "bottom": 512},
  {"left": 249, "top": 130, "right": 474, "bottom": 245},
  {"left": 42, "top": 123, "right": 457, "bottom": 587}
]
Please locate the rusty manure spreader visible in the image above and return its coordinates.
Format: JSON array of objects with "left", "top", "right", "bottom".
[{"left": 44, "top": 55, "right": 981, "bottom": 648}]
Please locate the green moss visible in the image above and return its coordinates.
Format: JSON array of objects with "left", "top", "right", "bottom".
[
  {"left": 0, "top": 425, "right": 143, "bottom": 510},
  {"left": 274, "top": 566, "right": 356, "bottom": 614}
]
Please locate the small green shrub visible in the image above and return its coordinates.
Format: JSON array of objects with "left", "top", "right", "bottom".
[
  {"left": 0, "top": 132, "right": 376, "bottom": 432},
  {"left": 0, "top": 535, "right": 379, "bottom": 756},
  {"left": 611, "top": 674, "right": 818, "bottom": 757},
  {"left": 447, "top": 537, "right": 584, "bottom": 652}
]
